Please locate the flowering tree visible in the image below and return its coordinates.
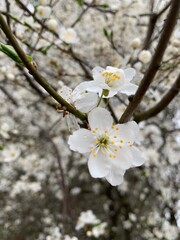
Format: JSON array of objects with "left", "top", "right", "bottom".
[{"left": 0, "top": 0, "right": 179, "bottom": 239}]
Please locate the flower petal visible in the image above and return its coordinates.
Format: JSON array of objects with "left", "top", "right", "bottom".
[
  {"left": 105, "top": 167, "right": 125, "bottom": 186},
  {"left": 124, "top": 68, "right": 136, "bottom": 82},
  {"left": 74, "top": 92, "right": 98, "bottom": 113},
  {"left": 113, "top": 121, "right": 139, "bottom": 143},
  {"left": 58, "top": 86, "right": 72, "bottom": 102},
  {"left": 88, "top": 150, "right": 110, "bottom": 178},
  {"left": 113, "top": 147, "right": 133, "bottom": 170},
  {"left": 130, "top": 146, "right": 145, "bottom": 166},
  {"left": 68, "top": 129, "right": 95, "bottom": 153},
  {"left": 88, "top": 107, "right": 113, "bottom": 131},
  {"left": 119, "top": 83, "right": 138, "bottom": 95},
  {"left": 92, "top": 66, "right": 104, "bottom": 78}
]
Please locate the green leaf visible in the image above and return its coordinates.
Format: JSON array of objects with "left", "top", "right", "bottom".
[
  {"left": 0, "top": 146, "right": 3, "bottom": 151},
  {"left": 103, "top": 28, "right": 109, "bottom": 38},
  {"left": 0, "top": 42, "right": 33, "bottom": 65},
  {"left": 100, "top": 4, "right": 109, "bottom": 8},
  {"left": 76, "top": 0, "right": 83, "bottom": 6}
]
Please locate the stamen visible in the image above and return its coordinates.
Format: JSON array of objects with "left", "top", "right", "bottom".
[{"left": 93, "top": 153, "right": 97, "bottom": 157}]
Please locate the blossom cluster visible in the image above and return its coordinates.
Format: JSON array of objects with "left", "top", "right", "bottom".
[{"left": 64, "top": 65, "right": 145, "bottom": 186}]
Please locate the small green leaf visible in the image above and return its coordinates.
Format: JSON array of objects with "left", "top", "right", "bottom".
[
  {"left": 141, "top": 170, "right": 146, "bottom": 177},
  {"left": 76, "top": 0, "right": 83, "bottom": 6},
  {"left": 0, "top": 146, "right": 3, "bottom": 151},
  {"left": 103, "top": 28, "right": 109, "bottom": 38},
  {"left": 100, "top": 4, "right": 109, "bottom": 8},
  {"left": 0, "top": 42, "right": 33, "bottom": 65}
]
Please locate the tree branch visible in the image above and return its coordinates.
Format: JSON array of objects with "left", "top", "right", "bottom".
[
  {"left": 0, "top": 14, "right": 86, "bottom": 122},
  {"left": 119, "top": 0, "right": 180, "bottom": 123},
  {"left": 134, "top": 74, "right": 180, "bottom": 122}
]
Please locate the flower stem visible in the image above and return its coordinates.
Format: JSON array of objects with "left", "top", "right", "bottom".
[{"left": 97, "top": 91, "right": 104, "bottom": 107}]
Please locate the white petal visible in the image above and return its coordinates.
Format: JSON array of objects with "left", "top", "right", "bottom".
[
  {"left": 92, "top": 66, "right": 104, "bottom": 77},
  {"left": 68, "top": 129, "right": 95, "bottom": 153},
  {"left": 88, "top": 151, "right": 110, "bottom": 178},
  {"left": 113, "top": 121, "right": 139, "bottom": 143},
  {"left": 105, "top": 167, "right": 125, "bottom": 186},
  {"left": 88, "top": 107, "right": 113, "bottom": 131},
  {"left": 124, "top": 68, "right": 136, "bottom": 82},
  {"left": 75, "top": 92, "right": 98, "bottom": 113},
  {"left": 130, "top": 146, "right": 145, "bottom": 166},
  {"left": 92, "top": 66, "right": 107, "bottom": 85},
  {"left": 58, "top": 86, "right": 72, "bottom": 102},
  {"left": 113, "top": 147, "right": 133, "bottom": 170},
  {"left": 74, "top": 81, "right": 103, "bottom": 95},
  {"left": 119, "top": 83, "right": 138, "bottom": 95},
  {"left": 72, "top": 81, "right": 92, "bottom": 98}
]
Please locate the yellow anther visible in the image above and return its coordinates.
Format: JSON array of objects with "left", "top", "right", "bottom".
[
  {"left": 95, "top": 128, "right": 98, "bottom": 130},
  {"left": 101, "top": 143, "right": 105, "bottom": 146},
  {"left": 119, "top": 145, "right": 122, "bottom": 149},
  {"left": 113, "top": 155, "right": 116, "bottom": 158},
  {"left": 101, "top": 150, "right": 105, "bottom": 154},
  {"left": 90, "top": 148, "right": 94, "bottom": 152},
  {"left": 129, "top": 144, "right": 133, "bottom": 147},
  {"left": 120, "top": 140, "right": 124, "bottom": 143},
  {"left": 111, "top": 125, "right": 114, "bottom": 129},
  {"left": 95, "top": 140, "right": 99, "bottom": 144},
  {"left": 114, "top": 135, "right": 117, "bottom": 138},
  {"left": 111, "top": 141, "right": 115, "bottom": 145},
  {"left": 114, "top": 148, "right": 118, "bottom": 152},
  {"left": 116, "top": 127, "right": 119, "bottom": 130},
  {"left": 104, "top": 130, "right": 108, "bottom": 133},
  {"left": 109, "top": 154, "right": 113, "bottom": 158},
  {"left": 92, "top": 130, "right": 96, "bottom": 133},
  {"left": 93, "top": 153, "right": 97, "bottom": 157}
]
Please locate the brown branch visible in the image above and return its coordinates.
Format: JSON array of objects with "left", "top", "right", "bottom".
[
  {"left": 134, "top": 74, "right": 180, "bottom": 122},
  {"left": 119, "top": 0, "right": 180, "bottom": 123}
]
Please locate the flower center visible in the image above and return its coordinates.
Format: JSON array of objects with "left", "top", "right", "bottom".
[
  {"left": 96, "top": 135, "right": 110, "bottom": 148},
  {"left": 102, "top": 71, "right": 120, "bottom": 85}
]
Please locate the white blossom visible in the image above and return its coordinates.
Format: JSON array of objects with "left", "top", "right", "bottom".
[
  {"left": 76, "top": 210, "right": 100, "bottom": 230},
  {"left": 68, "top": 107, "right": 145, "bottom": 186},
  {"left": 58, "top": 84, "right": 98, "bottom": 113},
  {"left": 1, "top": 144, "right": 21, "bottom": 162},
  {"left": 36, "top": 6, "right": 51, "bottom": 19},
  {"left": 81, "top": 66, "right": 138, "bottom": 98},
  {"left": 59, "top": 28, "right": 79, "bottom": 44}
]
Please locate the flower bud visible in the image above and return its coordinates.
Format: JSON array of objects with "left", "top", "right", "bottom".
[
  {"left": 138, "top": 50, "right": 151, "bottom": 63},
  {"left": 131, "top": 38, "right": 141, "bottom": 49},
  {"left": 47, "top": 19, "right": 58, "bottom": 31}
]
